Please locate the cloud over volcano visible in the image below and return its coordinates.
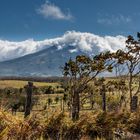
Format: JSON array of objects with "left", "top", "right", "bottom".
[{"left": 0, "top": 31, "right": 126, "bottom": 62}]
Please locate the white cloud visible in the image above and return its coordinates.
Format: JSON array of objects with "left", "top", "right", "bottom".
[
  {"left": 37, "top": 0, "right": 73, "bottom": 20},
  {"left": 97, "top": 14, "right": 131, "bottom": 25},
  {"left": 0, "top": 31, "right": 126, "bottom": 62}
]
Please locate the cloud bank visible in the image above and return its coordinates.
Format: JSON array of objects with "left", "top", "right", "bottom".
[
  {"left": 37, "top": 0, "right": 73, "bottom": 20},
  {"left": 0, "top": 31, "right": 126, "bottom": 62},
  {"left": 97, "top": 14, "right": 131, "bottom": 25}
]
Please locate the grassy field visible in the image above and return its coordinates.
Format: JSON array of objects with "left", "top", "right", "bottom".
[
  {"left": 0, "top": 79, "right": 140, "bottom": 140},
  {"left": 0, "top": 80, "right": 60, "bottom": 88},
  {"left": 0, "top": 80, "right": 64, "bottom": 114}
]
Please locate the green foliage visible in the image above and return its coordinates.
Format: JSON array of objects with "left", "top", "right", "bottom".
[
  {"left": 55, "top": 96, "right": 59, "bottom": 104},
  {"left": 63, "top": 53, "right": 114, "bottom": 78},
  {"left": 47, "top": 98, "right": 53, "bottom": 106},
  {"left": 45, "top": 86, "right": 54, "bottom": 94},
  {"left": 63, "top": 93, "right": 68, "bottom": 103}
]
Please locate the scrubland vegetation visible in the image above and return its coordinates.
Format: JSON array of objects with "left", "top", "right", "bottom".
[{"left": 1, "top": 34, "right": 140, "bottom": 140}]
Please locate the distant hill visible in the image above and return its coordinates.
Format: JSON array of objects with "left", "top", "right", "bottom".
[{"left": 0, "top": 45, "right": 86, "bottom": 76}]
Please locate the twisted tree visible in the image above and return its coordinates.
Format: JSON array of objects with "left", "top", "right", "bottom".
[
  {"left": 114, "top": 33, "right": 140, "bottom": 111},
  {"left": 63, "top": 52, "right": 115, "bottom": 121}
]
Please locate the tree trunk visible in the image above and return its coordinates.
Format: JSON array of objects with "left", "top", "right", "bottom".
[
  {"left": 130, "top": 95, "right": 138, "bottom": 112},
  {"left": 71, "top": 91, "right": 80, "bottom": 121},
  {"left": 24, "top": 82, "right": 33, "bottom": 118},
  {"left": 60, "top": 98, "right": 64, "bottom": 112},
  {"left": 101, "top": 85, "right": 106, "bottom": 112},
  {"left": 90, "top": 92, "right": 94, "bottom": 109},
  {"left": 119, "top": 95, "right": 125, "bottom": 109},
  {"left": 129, "top": 73, "right": 133, "bottom": 111}
]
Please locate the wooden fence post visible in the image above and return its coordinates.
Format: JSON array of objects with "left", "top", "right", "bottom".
[
  {"left": 24, "top": 82, "right": 34, "bottom": 118},
  {"left": 131, "top": 95, "right": 138, "bottom": 112}
]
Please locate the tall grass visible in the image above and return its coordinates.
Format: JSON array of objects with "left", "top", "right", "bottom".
[{"left": 0, "top": 109, "right": 140, "bottom": 140}]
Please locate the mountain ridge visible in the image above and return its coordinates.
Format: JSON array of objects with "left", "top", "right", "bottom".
[{"left": 0, "top": 45, "right": 86, "bottom": 76}]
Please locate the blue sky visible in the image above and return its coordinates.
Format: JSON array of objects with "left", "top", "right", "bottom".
[{"left": 0, "top": 0, "right": 140, "bottom": 40}]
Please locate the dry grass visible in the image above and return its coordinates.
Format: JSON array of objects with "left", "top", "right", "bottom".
[
  {"left": 1, "top": 108, "right": 140, "bottom": 140},
  {"left": 0, "top": 80, "right": 59, "bottom": 88}
]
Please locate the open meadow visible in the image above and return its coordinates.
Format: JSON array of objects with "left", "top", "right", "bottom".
[
  {"left": 0, "top": 77, "right": 140, "bottom": 140},
  {"left": 0, "top": 80, "right": 59, "bottom": 88}
]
